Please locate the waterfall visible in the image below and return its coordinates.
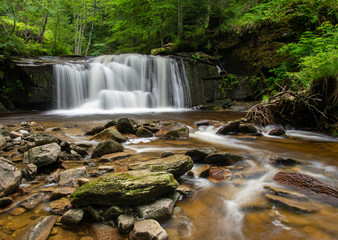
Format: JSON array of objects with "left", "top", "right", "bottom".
[{"left": 53, "top": 54, "right": 191, "bottom": 113}]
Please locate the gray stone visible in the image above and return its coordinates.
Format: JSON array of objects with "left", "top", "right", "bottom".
[
  {"left": 92, "top": 140, "right": 124, "bottom": 158},
  {"left": 0, "top": 134, "right": 6, "bottom": 148},
  {"left": 204, "top": 152, "right": 244, "bottom": 166},
  {"left": 185, "top": 147, "right": 217, "bottom": 163},
  {"left": 117, "top": 214, "right": 134, "bottom": 233},
  {"left": 87, "top": 205, "right": 103, "bottom": 222},
  {"left": 19, "top": 193, "right": 44, "bottom": 210},
  {"left": 0, "top": 158, "right": 23, "bottom": 197},
  {"left": 129, "top": 154, "right": 193, "bottom": 178},
  {"left": 23, "top": 142, "right": 61, "bottom": 167},
  {"left": 10, "top": 131, "right": 23, "bottom": 139},
  {"left": 49, "top": 187, "right": 76, "bottom": 201},
  {"left": 61, "top": 209, "right": 84, "bottom": 225},
  {"left": 59, "top": 167, "right": 88, "bottom": 187},
  {"left": 103, "top": 206, "right": 125, "bottom": 220},
  {"left": 104, "top": 120, "right": 117, "bottom": 129},
  {"left": 23, "top": 163, "right": 38, "bottom": 180},
  {"left": 135, "top": 198, "right": 174, "bottom": 222},
  {"left": 129, "top": 219, "right": 168, "bottom": 240},
  {"left": 16, "top": 216, "right": 57, "bottom": 240},
  {"left": 28, "top": 132, "right": 59, "bottom": 146},
  {"left": 90, "top": 127, "right": 127, "bottom": 143},
  {"left": 19, "top": 129, "right": 30, "bottom": 137},
  {"left": 70, "top": 170, "right": 178, "bottom": 207}
]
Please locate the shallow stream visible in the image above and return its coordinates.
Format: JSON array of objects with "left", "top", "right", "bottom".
[{"left": 0, "top": 110, "right": 337, "bottom": 240}]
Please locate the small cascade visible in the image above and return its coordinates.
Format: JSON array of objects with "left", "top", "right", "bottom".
[{"left": 53, "top": 54, "right": 191, "bottom": 112}]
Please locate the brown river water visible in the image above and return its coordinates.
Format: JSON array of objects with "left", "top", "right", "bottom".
[{"left": 0, "top": 110, "right": 337, "bottom": 240}]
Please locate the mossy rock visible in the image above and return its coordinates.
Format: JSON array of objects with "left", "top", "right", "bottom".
[
  {"left": 90, "top": 127, "right": 127, "bottom": 143},
  {"left": 70, "top": 170, "right": 178, "bottom": 207},
  {"left": 136, "top": 127, "right": 153, "bottom": 138},
  {"left": 117, "top": 118, "right": 136, "bottom": 134},
  {"left": 92, "top": 140, "right": 124, "bottom": 158},
  {"left": 156, "top": 125, "right": 189, "bottom": 140}
]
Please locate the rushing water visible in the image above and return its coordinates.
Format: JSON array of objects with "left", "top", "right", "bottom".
[
  {"left": 53, "top": 54, "right": 191, "bottom": 114},
  {"left": 0, "top": 111, "right": 337, "bottom": 239}
]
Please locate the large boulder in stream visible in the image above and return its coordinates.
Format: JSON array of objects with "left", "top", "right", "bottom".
[
  {"left": 23, "top": 142, "right": 61, "bottom": 168},
  {"left": 20, "top": 132, "right": 60, "bottom": 152},
  {"left": 156, "top": 123, "right": 189, "bottom": 140},
  {"left": 90, "top": 127, "right": 127, "bottom": 143},
  {"left": 204, "top": 152, "right": 244, "bottom": 166},
  {"left": 92, "top": 140, "right": 124, "bottom": 158},
  {"left": 185, "top": 147, "right": 217, "bottom": 163},
  {"left": 117, "top": 117, "right": 137, "bottom": 134},
  {"left": 0, "top": 158, "right": 23, "bottom": 197},
  {"left": 217, "top": 121, "right": 240, "bottom": 135},
  {"left": 70, "top": 170, "right": 178, "bottom": 207},
  {"left": 128, "top": 154, "right": 193, "bottom": 178}
]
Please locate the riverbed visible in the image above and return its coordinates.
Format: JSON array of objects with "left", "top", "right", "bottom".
[{"left": 0, "top": 110, "right": 337, "bottom": 240}]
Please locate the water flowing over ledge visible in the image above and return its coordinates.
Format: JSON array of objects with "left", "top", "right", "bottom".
[{"left": 53, "top": 54, "right": 192, "bottom": 114}]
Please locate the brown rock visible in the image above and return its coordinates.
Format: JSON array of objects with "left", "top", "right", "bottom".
[
  {"left": 208, "top": 167, "right": 232, "bottom": 182},
  {"left": 49, "top": 187, "right": 76, "bottom": 201},
  {"left": 89, "top": 222, "right": 123, "bottom": 240},
  {"left": 16, "top": 216, "right": 57, "bottom": 240},
  {"left": 50, "top": 197, "right": 72, "bottom": 215},
  {"left": 198, "top": 165, "right": 211, "bottom": 178},
  {"left": 129, "top": 219, "right": 168, "bottom": 240}
]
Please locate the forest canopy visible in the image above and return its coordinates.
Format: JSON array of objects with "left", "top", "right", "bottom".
[{"left": 0, "top": 0, "right": 337, "bottom": 57}]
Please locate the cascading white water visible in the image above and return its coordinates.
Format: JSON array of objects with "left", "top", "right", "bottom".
[{"left": 53, "top": 54, "right": 191, "bottom": 113}]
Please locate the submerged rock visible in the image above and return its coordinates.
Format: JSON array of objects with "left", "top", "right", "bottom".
[
  {"left": 23, "top": 142, "right": 61, "bottom": 168},
  {"left": 0, "top": 158, "right": 23, "bottom": 197},
  {"left": 273, "top": 171, "right": 338, "bottom": 204},
  {"left": 129, "top": 219, "right": 168, "bottom": 240},
  {"left": 135, "top": 198, "right": 174, "bottom": 221},
  {"left": 208, "top": 167, "right": 232, "bottom": 182},
  {"left": 204, "top": 152, "right": 244, "bottom": 166},
  {"left": 70, "top": 170, "right": 178, "bottom": 207},
  {"left": 265, "top": 193, "right": 318, "bottom": 212},
  {"left": 16, "top": 216, "right": 57, "bottom": 240},
  {"left": 90, "top": 127, "right": 127, "bottom": 143},
  {"left": 185, "top": 147, "right": 217, "bottom": 163},
  {"left": 92, "top": 140, "right": 124, "bottom": 158},
  {"left": 269, "top": 156, "right": 306, "bottom": 167},
  {"left": 128, "top": 154, "right": 193, "bottom": 178}
]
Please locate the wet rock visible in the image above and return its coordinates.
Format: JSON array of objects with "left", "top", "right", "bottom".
[
  {"left": 0, "top": 158, "right": 23, "bottom": 197},
  {"left": 19, "top": 129, "right": 30, "bottom": 137},
  {"left": 19, "top": 193, "right": 44, "bottom": 210},
  {"left": 265, "top": 193, "right": 318, "bottom": 212},
  {"left": 61, "top": 209, "right": 84, "bottom": 225},
  {"left": 87, "top": 205, "right": 104, "bottom": 222},
  {"left": 136, "top": 127, "right": 153, "bottom": 138},
  {"left": 176, "top": 185, "right": 192, "bottom": 197},
  {"left": 47, "top": 170, "right": 61, "bottom": 184},
  {"left": 22, "top": 163, "right": 38, "bottom": 181},
  {"left": 117, "top": 214, "right": 134, "bottom": 233},
  {"left": 268, "top": 128, "right": 286, "bottom": 136},
  {"left": 263, "top": 185, "right": 308, "bottom": 200},
  {"left": 232, "top": 169, "right": 267, "bottom": 179},
  {"left": 16, "top": 216, "right": 57, "bottom": 240},
  {"left": 90, "top": 127, "right": 127, "bottom": 143},
  {"left": 103, "top": 206, "right": 125, "bottom": 220},
  {"left": 208, "top": 167, "right": 232, "bottom": 182},
  {"left": 185, "top": 147, "right": 217, "bottom": 163},
  {"left": 269, "top": 156, "right": 306, "bottom": 167},
  {"left": 105, "top": 120, "right": 117, "bottom": 129},
  {"left": 23, "top": 142, "right": 61, "bottom": 168},
  {"left": 85, "top": 126, "right": 105, "bottom": 136},
  {"left": 161, "top": 151, "right": 175, "bottom": 158},
  {"left": 50, "top": 197, "right": 72, "bottom": 215},
  {"left": 28, "top": 132, "right": 59, "bottom": 146},
  {"left": 70, "top": 170, "right": 178, "bottom": 207},
  {"left": 273, "top": 171, "right": 338, "bottom": 203},
  {"left": 59, "top": 167, "right": 88, "bottom": 187},
  {"left": 238, "top": 124, "right": 258, "bottom": 134},
  {"left": 70, "top": 150, "right": 83, "bottom": 160},
  {"left": 157, "top": 124, "right": 189, "bottom": 140},
  {"left": 0, "top": 197, "right": 14, "bottom": 209},
  {"left": 194, "top": 120, "right": 210, "bottom": 127},
  {"left": 216, "top": 120, "right": 240, "bottom": 135},
  {"left": 9, "top": 207, "right": 26, "bottom": 216},
  {"left": 136, "top": 198, "right": 174, "bottom": 222},
  {"left": 99, "top": 150, "right": 135, "bottom": 162},
  {"left": 70, "top": 144, "right": 89, "bottom": 157},
  {"left": 10, "top": 131, "right": 23, "bottom": 139},
  {"left": 198, "top": 165, "right": 211, "bottom": 178},
  {"left": 129, "top": 219, "right": 168, "bottom": 240},
  {"left": 128, "top": 154, "right": 193, "bottom": 178},
  {"left": 204, "top": 152, "right": 244, "bottom": 166},
  {"left": 50, "top": 187, "right": 76, "bottom": 201},
  {"left": 117, "top": 118, "right": 137, "bottom": 134},
  {"left": 92, "top": 140, "right": 124, "bottom": 158},
  {"left": 90, "top": 222, "right": 122, "bottom": 240},
  {"left": 0, "top": 134, "right": 6, "bottom": 148}
]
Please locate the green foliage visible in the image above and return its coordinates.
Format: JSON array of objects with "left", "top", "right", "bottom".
[
  {"left": 219, "top": 74, "right": 239, "bottom": 98},
  {"left": 190, "top": 54, "right": 200, "bottom": 64},
  {"left": 268, "top": 21, "right": 338, "bottom": 92}
]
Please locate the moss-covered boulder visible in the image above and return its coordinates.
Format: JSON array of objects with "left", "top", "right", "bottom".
[
  {"left": 156, "top": 124, "right": 189, "bottom": 140},
  {"left": 136, "top": 127, "right": 153, "bottom": 138},
  {"left": 92, "top": 140, "right": 124, "bottom": 158},
  {"left": 70, "top": 170, "right": 178, "bottom": 207},
  {"left": 217, "top": 121, "right": 241, "bottom": 135},
  {"left": 90, "top": 127, "right": 127, "bottom": 143},
  {"left": 117, "top": 118, "right": 137, "bottom": 134},
  {"left": 128, "top": 155, "right": 193, "bottom": 178}
]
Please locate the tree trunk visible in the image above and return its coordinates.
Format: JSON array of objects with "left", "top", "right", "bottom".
[
  {"left": 177, "top": 0, "right": 183, "bottom": 41},
  {"left": 85, "top": 0, "right": 96, "bottom": 56},
  {"left": 38, "top": 14, "right": 48, "bottom": 43}
]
